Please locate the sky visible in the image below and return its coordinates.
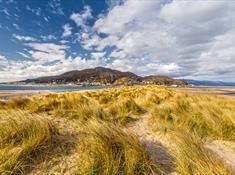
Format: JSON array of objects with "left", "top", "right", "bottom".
[{"left": 0, "top": 0, "right": 235, "bottom": 82}]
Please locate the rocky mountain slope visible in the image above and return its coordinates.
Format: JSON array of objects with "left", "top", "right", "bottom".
[{"left": 22, "top": 67, "right": 187, "bottom": 86}]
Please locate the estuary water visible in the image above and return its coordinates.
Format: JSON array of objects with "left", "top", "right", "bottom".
[{"left": 0, "top": 85, "right": 112, "bottom": 92}]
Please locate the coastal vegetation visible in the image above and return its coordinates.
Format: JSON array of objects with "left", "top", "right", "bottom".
[{"left": 0, "top": 86, "right": 234, "bottom": 174}]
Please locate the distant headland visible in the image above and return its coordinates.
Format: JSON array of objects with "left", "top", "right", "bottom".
[{"left": 12, "top": 67, "right": 189, "bottom": 87}]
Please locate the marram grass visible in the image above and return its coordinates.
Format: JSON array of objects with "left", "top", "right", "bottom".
[
  {"left": 0, "top": 111, "right": 57, "bottom": 175},
  {"left": 149, "top": 92, "right": 235, "bottom": 140},
  {"left": 76, "top": 119, "right": 157, "bottom": 175},
  {"left": 0, "top": 85, "right": 235, "bottom": 174},
  {"left": 170, "top": 131, "right": 232, "bottom": 175}
]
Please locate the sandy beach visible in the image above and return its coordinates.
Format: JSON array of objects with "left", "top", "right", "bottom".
[
  {"left": 172, "top": 86, "right": 235, "bottom": 97},
  {"left": 0, "top": 90, "right": 51, "bottom": 99},
  {"left": 1, "top": 86, "right": 235, "bottom": 100}
]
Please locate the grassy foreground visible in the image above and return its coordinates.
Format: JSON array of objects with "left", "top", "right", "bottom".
[{"left": 0, "top": 86, "right": 235, "bottom": 174}]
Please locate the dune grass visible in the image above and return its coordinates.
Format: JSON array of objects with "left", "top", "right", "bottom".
[
  {"left": 171, "top": 131, "right": 232, "bottom": 175},
  {"left": 0, "top": 111, "right": 57, "bottom": 175},
  {"left": 149, "top": 92, "right": 235, "bottom": 140},
  {"left": 76, "top": 119, "right": 157, "bottom": 175},
  {"left": 0, "top": 86, "right": 235, "bottom": 174}
]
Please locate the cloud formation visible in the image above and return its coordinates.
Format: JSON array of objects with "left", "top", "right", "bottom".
[
  {"left": 70, "top": 6, "right": 92, "bottom": 28},
  {"left": 25, "top": 43, "right": 69, "bottom": 62},
  {"left": 62, "top": 24, "right": 72, "bottom": 38},
  {"left": 12, "top": 34, "right": 37, "bottom": 42},
  {"left": 81, "top": 0, "right": 235, "bottom": 81},
  {"left": 1, "top": 0, "right": 235, "bottom": 82}
]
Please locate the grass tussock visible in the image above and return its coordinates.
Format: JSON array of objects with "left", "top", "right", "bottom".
[
  {"left": 0, "top": 111, "right": 57, "bottom": 175},
  {"left": 149, "top": 92, "right": 235, "bottom": 140},
  {"left": 76, "top": 119, "right": 157, "bottom": 175},
  {"left": 171, "top": 131, "right": 232, "bottom": 175},
  {"left": 6, "top": 97, "right": 31, "bottom": 110},
  {"left": 108, "top": 98, "right": 145, "bottom": 125}
]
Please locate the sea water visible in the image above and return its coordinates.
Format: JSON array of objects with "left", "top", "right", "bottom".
[{"left": 0, "top": 85, "right": 112, "bottom": 92}]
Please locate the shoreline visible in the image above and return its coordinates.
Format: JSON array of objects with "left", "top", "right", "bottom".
[
  {"left": 0, "top": 86, "right": 117, "bottom": 99},
  {"left": 0, "top": 85, "right": 235, "bottom": 100},
  {"left": 171, "top": 86, "right": 235, "bottom": 98}
]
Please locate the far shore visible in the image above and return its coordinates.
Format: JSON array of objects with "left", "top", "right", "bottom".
[
  {"left": 171, "top": 86, "right": 235, "bottom": 98},
  {"left": 0, "top": 85, "right": 116, "bottom": 99},
  {"left": 0, "top": 85, "right": 235, "bottom": 100},
  {"left": 0, "top": 83, "right": 85, "bottom": 87}
]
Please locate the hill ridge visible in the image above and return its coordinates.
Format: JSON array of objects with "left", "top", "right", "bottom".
[{"left": 22, "top": 67, "right": 187, "bottom": 86}]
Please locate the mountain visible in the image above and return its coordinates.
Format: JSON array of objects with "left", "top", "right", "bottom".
[
  {"left": 23, "top": 67, "right": 141, "bottom": 84},
  {"left": 182, "top": 79, "right": 235, "bottom": 86},
  {"left": 143, "top": 76, "right": 188, "bottom": 86},
  {"left": 21, "top": 67, "right": 187, "bottom": 86}
]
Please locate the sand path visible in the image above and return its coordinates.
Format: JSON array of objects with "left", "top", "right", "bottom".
[
  {"left": 28, "top": 117, "right": 80, "bottom": 175},
  {"left": 205, "top": 140, "right": 235, "bottom": 174},
  {"left": 127, "top": 114, "right": 176, "bottom": 175}
]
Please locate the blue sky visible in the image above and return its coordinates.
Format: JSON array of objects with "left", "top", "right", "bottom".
[{"left": 0, "top": 0, "right": 235, "bottom": 82}]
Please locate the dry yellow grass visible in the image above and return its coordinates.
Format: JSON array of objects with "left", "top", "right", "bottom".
[
  {"left": 149, "top": 92, "right": 235, "bottom": 140},
  {"left": 0, "top": 85, "right": 234, "bottom": 174},
  {"left": 76, "top": 119, "right": 157, "bottom": 175},
  {"left": 170, "top": 131, "right": 232, "bottom": 175},
  {"left": 0, "top": 111, "right": 57, "bottom": 174}
]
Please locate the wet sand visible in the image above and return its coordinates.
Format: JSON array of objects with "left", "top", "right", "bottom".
[
  {"left": 172, "top": 86, "right": 235, "bottom": 97},
  {"left": 0, "top": 90, "right": 51, "bottom": 99},
  {"left": 0, "top": 86, "right": 235, "bottom": 100}
]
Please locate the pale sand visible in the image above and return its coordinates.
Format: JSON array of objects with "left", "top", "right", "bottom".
[
  {"left": 0, "top": 90, "right": 51, "bottom": 99},
  {"left": 205, "top": 140, "right": 235, "bottom": 173},
  {"left": 171, "top": 87, "right": 235, "bottom": 97},
  {"left": 1, "top": 86, "right": 235, "bottom": 100}
]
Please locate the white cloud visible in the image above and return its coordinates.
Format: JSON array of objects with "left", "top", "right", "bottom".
[
  {"left": 0, "top": 55, "right": 8, "bottom": 64},
  {"left": 48, "top": 0, "right": 64, "bottom": 15},
  {"left": 80, "top": 0, "right": 235, "bottom": 81},
  {"left": 59, "top": 40, "right": 69, "bottom": 44},
  {"left": 26, "top": 6, "right": 41, "bottom": 16},
  {"left": 2, "top": 0, "right": 235, "bottom": 82},
  {"left": 91, "top": 52, "right": 106, "bottom": 60},
  {"left": 159, "top": 1, "right": 227, "bottom": 23},
  {"left": 44, "top": 17, "right": 49, "bottom": 22},
  {"left": 13, "top": 23, "right": 20, "bottom": 30},
  {"left": 25, "top": 43, "right": 69, "bottom": 62},
  {"left": 94, "top": 1, "right": 159, "bottom": 34},
  {"left": 40, "top": 35, "right": 56, "bottom": 41},
  {"left": 2, "top": 8, "right": 10, "bottom": 16},
  {"left": 70, "top": 6, "right": 92, "bottom": 28},
  {"left": 17, "top": 52, "right": 30, "bottom": 58},
  {"left": 62, "top": 24, "right": 72, "bottom": 38},
  {"left": 12, "top": 34, "right": 37, "bottom": 42},
  {"left": 0, "top": 54, "right": 102, "bottom": 82}
]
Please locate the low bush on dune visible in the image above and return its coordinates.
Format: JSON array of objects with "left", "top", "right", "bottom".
[
  {"left": 76, "top": 119, "right": 157, "bottom": 175},
  {"left": 0, "top": 111, "right": 57, "bottom": 175}
]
